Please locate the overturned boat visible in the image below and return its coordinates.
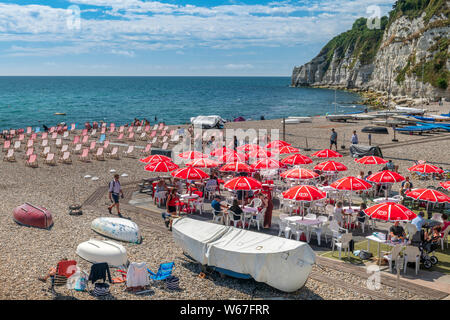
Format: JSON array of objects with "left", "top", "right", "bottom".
[
  {"left": 76, "top": 239, "right": 128, "bottom": 267},
  {"left": 13, "top": 203, "right": 53, "bottom": 229},
  {"left": 172, "top": 218, "right": 316, "bottom": 292},
  {"left": 91, "top": 217, "right": 142, "bottom": 244}
]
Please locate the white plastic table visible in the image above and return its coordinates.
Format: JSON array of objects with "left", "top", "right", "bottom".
[
  {"left": 283, "top": 216, "right": 322, "bottom": 242},
  {"left": 366, "top": 235, "right": 408, "bottom": 265}
]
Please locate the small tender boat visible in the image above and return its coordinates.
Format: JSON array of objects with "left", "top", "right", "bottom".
[
  {"left": 54, "top": 113, "right": 66, "bottom": 115},
  {"left": 76, "top": 239, "right": 128, "bottom": 267},
  {"left": 172, "top": 218, "right": 316, "bottom": 292},
  {"left": 287, "top": 117, "right": 312, "bottom": 123},
  {"left": 91, "top": 217, "right": 142, "bottom": 244},
  {"left": 394, "top": 106, "right": 426, "bottom": 115},
  {"left": 13, "top": 203, "right": 53, "bottom": 229},
  {"left": 326, "top": 114, "right": 353, "bottom": 122},
  {"left": 351, "top": 114, "right": 376, "bottom": 120}
]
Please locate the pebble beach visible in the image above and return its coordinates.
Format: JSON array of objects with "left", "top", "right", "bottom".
[{"left": 0, "top": 101, "right": 449, "bottom": 300}]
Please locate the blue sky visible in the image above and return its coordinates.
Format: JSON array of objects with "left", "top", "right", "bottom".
[{"left": 0, "top": 0, "right": 396, "bottom": 76}]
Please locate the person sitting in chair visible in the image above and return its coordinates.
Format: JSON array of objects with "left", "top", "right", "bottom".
[
  {"left": 211, "top": 195, "right": 227, "bottom": 213},
  {"left": 389, "top": 221, "right": 406, "bottom": 241},
  {"left": 228, "top": 199, "right": 243, "bottom": 226}
]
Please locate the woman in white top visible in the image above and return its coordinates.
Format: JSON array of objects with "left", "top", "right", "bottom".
[{"left": 333, "top": 201, "right": 344, "bottom": 226}]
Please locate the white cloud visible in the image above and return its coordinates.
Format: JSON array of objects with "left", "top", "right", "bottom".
[
  {"left": 0, "top": 1, "right": 396, "bottom": 57},
  {"left": 225, "top": 63, "right": 254, "bottom": 70}
]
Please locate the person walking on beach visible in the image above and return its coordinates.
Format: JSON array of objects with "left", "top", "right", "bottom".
[
  {"left": 329, "top": 128, "right": 338, "bottom": 151},
  {"left": 351, "top": 130, "right": 358, "bottom": 145},
  {"left": 108, "top": 174, "right": 123, "bottom": 217}
]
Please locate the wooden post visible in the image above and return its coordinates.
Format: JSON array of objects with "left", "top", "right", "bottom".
[{"left": 282, "top": 118, "right": 286, "bottom": 141}]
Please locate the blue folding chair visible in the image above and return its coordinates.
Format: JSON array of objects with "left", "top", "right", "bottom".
[
  {"left": 98, "top": 134, "right": 106, "bottom": 143},
  {"left": 35, "top": 127, "right": 41, "bottom": 133},
  {"left": 148, "top": 262, "right": 174, "bottom": 281}
]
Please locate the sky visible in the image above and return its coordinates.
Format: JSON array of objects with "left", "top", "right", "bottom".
[{"left": 0, "top": 0, "right": 396, "bottom": 76}]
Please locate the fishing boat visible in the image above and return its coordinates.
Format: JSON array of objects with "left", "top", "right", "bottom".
[
  {"left": 54, "top": 113, "right": 66, "bottom": 116},
  {"left": 287, "top": 116, "right": 312, "bottom": 123},
  {"left": 91, "top": 217, "right": 142, "bottom": 244},
  {"left": 172, "top": 218, "right": 316, "bottom": 293},
  {"left": 76, "top": 239, "right": 128, "bottom": 267},
  {"left": 13, "top": 203, "right": 53, "bottom": 229},
  {"left": 326, "top": 114, "right": 353, "bottom": 122}
]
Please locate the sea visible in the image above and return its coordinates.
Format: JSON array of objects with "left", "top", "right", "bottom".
[{"left": 0, "top": 76, "right": 365, "bottom": 130}]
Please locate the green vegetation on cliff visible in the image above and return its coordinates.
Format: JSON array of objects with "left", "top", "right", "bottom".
[
  {"left": 318, "top": 17, "right": 388, "bottom": 72},
  {"left": 388, "top": 0, "right": 449, "bottom": 25},
  {"left": 396, "top": 37, "right": 449, "bottom": 89}
]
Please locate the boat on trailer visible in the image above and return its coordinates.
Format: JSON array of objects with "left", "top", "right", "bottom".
[{"left": 172, "top": 217, "right": 316, "bottom": 292}]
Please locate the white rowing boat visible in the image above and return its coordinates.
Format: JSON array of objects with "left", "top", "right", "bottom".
[
  {"left": 91, "top": 217, "right": 142, "bottom": 244},
  {"left": 172, "top": 218, "right": 316, "bottom": 292},
  {"left": 76, "top": 239, "right": 128, "bottom": 267}
]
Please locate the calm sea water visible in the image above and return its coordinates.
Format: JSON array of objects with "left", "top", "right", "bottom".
[{"left": 0, "top": 77, "right": 364, "bottom": 130}]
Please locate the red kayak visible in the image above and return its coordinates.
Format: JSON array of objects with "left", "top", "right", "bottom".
[{"left": 13, "top": 203, "right": 53, "bottom": 229}]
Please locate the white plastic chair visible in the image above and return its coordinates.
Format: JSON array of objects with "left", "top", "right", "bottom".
[
  {"left": 383, "top": 244, "right": 403, "bottom": 273},
  {"left": 249, "top": 198, "right": 262, "bottom": 209},
  {"left": 441, "top": 227, "right": 449, "bottom": 250},
  {"left": 212, "top": 210, "right": 224, "bottom": 224},
  {"left": 248, "top": 208, "right": 265, "bottom": 231},
  {"left": 403, "top": 245, "right": 420, "bottom": 275},
  {"left": 431, "top": 213, "right": 443, "bottom": 223},
  {"left": 324, "top": 220, "right": 348, "bottom": 245},
  {"left": 310, "top": 216, "right": 328, "bottom": 246},
  {"left": 277, "top": 219, "right": 291, "bottom": 239},
  {"left": 290, "top": 223, "right": 306, "bottom": 241},
  {"left": 332, "top": 232, "right": 353, "bottom": 259}
]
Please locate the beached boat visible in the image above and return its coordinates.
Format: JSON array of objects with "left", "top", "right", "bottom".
[
  {"left": 326, "top": 114, "right": 353, "bottom": 122},
  {"left": 287, "top": 116, "right": 312, "bottom": 123},
  {"left": 76, "top": 239, "right": 128, "bottom": 267},
  {"left": 361, "top": 126, "right": 389, "bottom": 134},
  {"left": 351, "top": 114, "right": 376, "bottom": 120},
  {"left": 91, "top": 217, "right": 142, "bottom": 244},
  {"left": 172, "top": 218, "right": 316, "bottom": 292},
  {"left": 13, "top": 203, "right": 53, "bottom": 229},
  {"left": 394, "top": 106, "right": 426, "bottom": 115}
]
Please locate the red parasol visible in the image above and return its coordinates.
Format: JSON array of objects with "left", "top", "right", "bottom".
[
  {"left": 330, "top": 176, "right": 372, "bottom": 191},
  {"left": 251, "top": 158, "right": 284, "bottom": 170},
  {"left": 265, "top": 140, "right": 291, "bottom": 149},
  {"left": 282, "top": 185, "right": 326, "bottom": 202},
  {"left": 248, "top": 149, "right": 273, "bottom": 159},
  {"left": 273, "top": 146, "right": 300, "bottom": 154},
  {"left": 186, "top": 158, "right": 220, "bottom": 168},
  {"left": 354, "top": 156, "right": 388, "bottom": 165},
  {"left": 171, "top": 167, "right": 209, "bottom": 180},
  {"left": 139, "top": 154, "right": 172, "bottom": 163},
  {"left": 218, "top": 151, "right": 247, "bottom": 163},
  {"left": 311, "top": 149, "right": 343, "bottom": 158},
  {"left": 366, "top": 170, "right": 405, "bottom": 184},
  {"left": 223, "top": 176, "right": 262, "bottom": 191},
  {"left": 405, "top": 188, "right": 450, "bottom": 203},
  {"left": 210, "top": 147, "right": 233, "bottom": 157},
  {"left": 408, "top": 163, "right": 444, "bottom": 174},
  {"left": 280, "top": 168, "right": 319, "bottom": 180},
  {"left": 178, "top": 151, "right": 208, "bottom": 160},
  {"left": 314, "top": 160, "right": 347, "bottom": 172},
  {"left": 440, "top": 181, "right": 450, "bottom": 190},
  {"left": 281, "top": 153, "right": 313, "bottom": 165},
  {"left": 364, "top": 202, "right": 417, "bottom": 221},
  {"left": 220, "top": 162, "right": 253, "bottom": 173},
  {"left": 237, "top": 144, "right": 262, "bottom": 153},
  {"left": 144, "top": 161, "right": 179, "bottom": 172}
]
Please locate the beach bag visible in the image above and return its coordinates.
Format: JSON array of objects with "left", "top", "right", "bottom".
[
  {"left": 165, "top": 276, "right": 179, "bottom": 291},
  {"left": 91, "top": 282, "right": 110, "bottom": 297},
  {"left": 358, "top": 250, "right": 373, "bottom": 260},
  {"left": 75, "top": 271, "right": 89, "bottom": 291}
]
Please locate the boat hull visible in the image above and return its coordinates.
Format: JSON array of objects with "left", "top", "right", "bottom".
[
  {"left": 91, "top": 217, "right": 142, "bottom": 244},
  {"left": 13, "top": 203, "right": 53, "bottom": 229},
  {"left": 172, "top": 218, "right": 315, "bottom": 292},
  {"left": 76, "top": 239, "right": 128, "bottom": 267}
]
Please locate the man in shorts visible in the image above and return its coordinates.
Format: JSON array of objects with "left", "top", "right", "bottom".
[
  {"left": 108, "top": 174, "right": 123, "bottom": 217},
  {"left": 330, "top": 128, "right": 338, "bottom": 151}
]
